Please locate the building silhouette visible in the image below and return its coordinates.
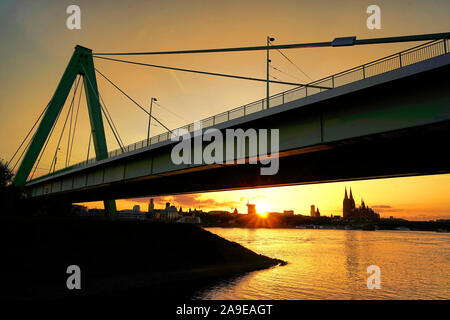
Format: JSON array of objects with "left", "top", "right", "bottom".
[
  {"left": 147, "top": 198, "right": 180, "bottom": 220},
  {"left": 246, "top": 200, "right": 256, "bottom": 215},
  {"left": 310, "top": 205, "right": 320, "bottom": 217},
  {"left": 148, "top": 198, "right": 154, "bottom": 212},
  {"left": 342, "top": 187, "right": 380, "bottom": 220}
]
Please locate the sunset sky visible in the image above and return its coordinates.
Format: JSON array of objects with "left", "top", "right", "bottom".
[{"left": 1, "top": 0, "right": 449, "bottom": 220}]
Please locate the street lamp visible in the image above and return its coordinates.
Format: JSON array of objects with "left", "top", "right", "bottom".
[
  {"left": 267, "top": 36, "right": 275, "bottom": 109},
  {"left": 51, "top": 147, "right": 62, "bottom": 173},
  {"left": 147, "top": 97, "right": 157, "bottom": 145}
]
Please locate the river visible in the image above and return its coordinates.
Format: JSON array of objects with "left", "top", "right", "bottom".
[{"left": 195, "top": 228, "right": 449, "bottom": 300}]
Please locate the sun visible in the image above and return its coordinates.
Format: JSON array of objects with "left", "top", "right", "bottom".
[
  {"left": 257, "top": 212, "right": 268, "bottom": 218},
  {"left": 256, "top": 203, "right": 270, "bottom": 218}
]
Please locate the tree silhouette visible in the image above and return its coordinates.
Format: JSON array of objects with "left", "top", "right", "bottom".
[
  {"left": 0, "top": 159, "right": 13, "bottom": 191},
  {"left": 0, "top": 160, "right": 25, "bottom": 216}
]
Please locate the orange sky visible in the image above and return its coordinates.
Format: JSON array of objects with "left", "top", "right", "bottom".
[
  {"left": 1, "top": 0, "right": 450, "bottom": 220},
  {"left": 80, "top": 174, "right": 450, "bottom": 221}
]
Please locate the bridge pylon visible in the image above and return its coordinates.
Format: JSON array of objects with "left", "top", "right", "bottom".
[{"left": 12, "top": 45, "right": 117, "bottom": 218}]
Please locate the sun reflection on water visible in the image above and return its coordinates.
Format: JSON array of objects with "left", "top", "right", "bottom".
[{"left": 195, "top": 228, "right": 450, "bottom": 300}]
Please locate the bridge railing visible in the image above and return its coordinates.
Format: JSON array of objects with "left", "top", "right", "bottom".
[{"left": 34, "top": 38, "right": 449, "bottom": 178}]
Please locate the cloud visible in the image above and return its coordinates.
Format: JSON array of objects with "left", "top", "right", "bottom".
[
  {"left": 371, "top": 205, "right": 404, "bottom": 213},
  {"left": 169, "top": 70, "right": 186, "bottom": 93},
  {"left": 127, "top": 194, "right": 242, "bottom": 211},
  {"left": 239, "top": 195, "right": 265, "bottom": 202}
]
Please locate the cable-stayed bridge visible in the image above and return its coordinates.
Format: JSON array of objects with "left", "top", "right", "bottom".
[{"left": 7, "top": 34, "right": 450, "bottom": 216}]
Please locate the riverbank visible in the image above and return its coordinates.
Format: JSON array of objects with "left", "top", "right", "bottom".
[
  {"left": 202, "top": 219, "right": 450, "bottom": 233},
  {"left": 0, "top": 218, "right": 284, "bottom": 301}
]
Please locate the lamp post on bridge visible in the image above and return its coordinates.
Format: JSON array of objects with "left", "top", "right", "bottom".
[
  {"left": 51, "top": 147, "right": 62, "bottom": 173},
  {"left": 266, "top": 36, "right": 275, "bottom": 109},
  {"left": 147, "top": 97, "right": 157, "bottom": 145}
]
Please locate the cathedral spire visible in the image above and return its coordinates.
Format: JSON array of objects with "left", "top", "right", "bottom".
[
  {"left": 349, "top": 187, "right": 353, "bottom": 200},
  {"left": 344, "top": 187, "right": 348, "bottom": 200}
]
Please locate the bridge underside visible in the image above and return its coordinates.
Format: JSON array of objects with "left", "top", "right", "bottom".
[
  {"left": 25, "top": 53, "right": 450, "bottom": 203},
  {"left": 34, "top": 120, "right": 450, "bottom": 203}
]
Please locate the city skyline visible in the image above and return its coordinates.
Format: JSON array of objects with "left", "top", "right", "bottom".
[{"left": 77, "top": 173, "right": 450, "bottom": 221}]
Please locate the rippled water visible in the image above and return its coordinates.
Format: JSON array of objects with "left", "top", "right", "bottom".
[{"left": 195, "top": 228, "right": 450, "bottom": 300}]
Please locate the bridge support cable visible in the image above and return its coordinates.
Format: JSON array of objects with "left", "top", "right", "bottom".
[
  {"left": 30, "top": 88, "right": 69, "bottom": 180},
  {"left": 93, "top": 56, "right": 329, "bottom": 89},
  {"left": 49, "top": 76, "right": 82, "bottom": 173},
  {"left": 269, "top": 64, "right": 304, "bottom": 83},
  {"left": 153, "top": 101, "right": 189, "bottom": 124},
  {"left": 30, "top": 106, "right": 64, "bottom": 179},
  {"left": 86, "top": 132, "right": 92, "bottom": 162},
  {"left": 80, "top": 64, "right": 126, "bottom": 153},
  {"left": 98, "top": 92, "right": 125, "bottom": 150},
  {"left": 269, "top": 43, "right": 314, "bottom": 82},
  {"left": 65, "top": 81, "right": 77, "bottom": 167},
  {"left": 7, "top": 101, "right": 51, "bottom": 170},
  {"left": 84, "top": 65, "right": 126, "bottom": 152},
  {"left": 94, "top": 68, "right": 175, "bottom": 133},
  {"left": 99, "top": 99, "right": 125, "bottom": 153},
  {"left": 11, "top": 135, "right": 34, "bottom": 172},
  {"left": 93, "top": 32, "right": 450, "bottom": 56},
  {"left": 67, "top": 80, "right": 84, "bottom": 166},
  {"left": 29, "top": 78, "right": 79, "bottom": 179}
]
